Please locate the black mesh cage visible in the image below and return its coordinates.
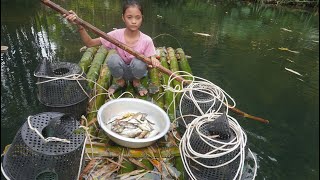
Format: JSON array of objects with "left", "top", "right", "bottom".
[
  {"left": 34, "top": 60, "right": 90, "bottom": 119},
  {"left": 2, "top": 112, "right": 85, "bottom": 180},
  {"left": 185, "top": 114, "right": 248, "bottom": 180},
  {"left": 178, "top": 83, "right": 227, "bottom": 130}
]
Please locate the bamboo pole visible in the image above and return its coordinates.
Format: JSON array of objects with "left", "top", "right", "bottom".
[
  {"left": 41, "top": 0, "right": 269, "bottom": 124},
  {"left": 78, "top": 46, "right": 98, "bottom": 73},
  {"left": 85, "top": 144, "right": 180, "bottom": 158},
  {"left": 86, "top": 46, "right": 108, "bottom": 88},
  {"left": 148, "top": 67, "right": 164, "bottom": 109},
  {"left": 159, "top": 48, "right": 175, "bottom": 121},
  {"left": 167, "top": 47, "right": 182, "bottom": 104}
]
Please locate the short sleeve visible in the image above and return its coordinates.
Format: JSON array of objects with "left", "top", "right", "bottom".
[
  {"left": 144, "top": 38, "right": 156, "bottom": 57},
  {"left": 100, "top": 30, "right": 118, "bottom": 49}
]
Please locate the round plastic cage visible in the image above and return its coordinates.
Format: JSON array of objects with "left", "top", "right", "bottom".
[
  {"left": 1, "top": 112, "right": 85, "bottom": 180},
  {"left": 178, "top": 83, "right": 227, "bottom": 130},
  {"left": 185, "top": 113, "right": 248, "bottom": 180},
  {"left": 43, "top": 98, "right": 88, "bottom": 120},
  {"left": 34, "top": 60, "right": 90, "bottom": 119}
]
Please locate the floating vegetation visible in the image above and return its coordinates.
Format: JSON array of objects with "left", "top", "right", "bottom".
[
  {"left": 286, "top": 58, "right": 294, "bottom": 63},
  {"left": 280, "top": 27, "right": 293, "bottom": 32},
  {"left": 285, "top": 67, "right": 303, "bottom": 76},
  {"left": 193, "top": 32, "right": 211, "bottom": 37},
  {"left": 278, "top": 47, "right": 300, "bottom": 54}
]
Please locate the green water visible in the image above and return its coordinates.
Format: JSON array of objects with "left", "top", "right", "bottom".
[{"left": 1, "top": 0, "right": 319, "bottom": 179}]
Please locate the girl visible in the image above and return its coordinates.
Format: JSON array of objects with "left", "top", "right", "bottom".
[{"left": 64, "top": 0, "right": 160, "bottom": 96}]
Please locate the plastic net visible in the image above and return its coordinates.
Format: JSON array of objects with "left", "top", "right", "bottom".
[
  {"left": 34, "top": 59, "right": 90, "bottom": 119},
  {"left": 178, "top": 83, "right": 227, "bottom": 129},
  {"left": 182, "top": 113, "right": 248, "bottom": 180},
  {"left": 2, "top": 112, "right": 85, "bottom": 180}
]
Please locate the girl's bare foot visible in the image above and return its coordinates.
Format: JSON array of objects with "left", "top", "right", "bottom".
[
  {"left": 132, "top": 79, "right": 147, "bottom": 96},
  {"left": 108, "top": 79, "right": 125, "bottom": 95}
]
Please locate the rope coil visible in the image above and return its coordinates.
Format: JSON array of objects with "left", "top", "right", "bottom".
[
  {"left": 27, "top": 116, "right": 71, "bottom": 143},
  {"left": 164, "top": 71, "right": 257, "bottom": 179}
]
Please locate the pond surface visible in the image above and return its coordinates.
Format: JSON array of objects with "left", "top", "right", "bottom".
[{"left": 1, "top": 0, "right": 319, "bottom": 179}]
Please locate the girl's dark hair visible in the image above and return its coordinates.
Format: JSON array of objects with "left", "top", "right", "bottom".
[{"left": 122, "top": 0, "right": 143, "bottom": 15}]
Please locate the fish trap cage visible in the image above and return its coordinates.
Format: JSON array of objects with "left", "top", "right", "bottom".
[
  {"left": 182, "top": 113, "right": 248, "bottom": 180},
  {"left": 34, "top": 59, "right": 90, "bottom": 119},
  {"left": 1, "top": 112, "right": 85, "bottom": 180},
  {"left": 178, "top": 83, "right": 227, "bottom": 130}
]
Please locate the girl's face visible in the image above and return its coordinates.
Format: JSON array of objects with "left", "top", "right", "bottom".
[{"left": 122, "top": 6, "right": 143, "bottom": 32}]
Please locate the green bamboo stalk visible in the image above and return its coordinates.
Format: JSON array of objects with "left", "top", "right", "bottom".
[
  {"left": 85, "top": 144, "right": 180, "bottom": 158},
  {"left": 94, "top": 49, "right": 116, "bottom": 105},
  {"left": 167, "top": 47, "right": 182, "bottom": 105},
  {"left": 86, "top": 46, "right": 109, "bottom": 88},
  {"left": 78, "top": 46, "right": 98, "bottom": 73},
  {"left": 159, "top": 48, "right": 175, "bottom": 121},
  {"left": 86, "top": 50, "right": 116, "bottom": 133},
  {"left": 148, "top": 67, "right": 164, "bottom": 109},
  {"left": 124, "top": 81, "right": 135, "bottom": 98},
  {"left": 176, "top": 48, "right": 193, "bottom": 81}
]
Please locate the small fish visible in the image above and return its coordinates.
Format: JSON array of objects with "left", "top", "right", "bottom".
[
  {"left": 144, "top": 118, "right": 155, "bottom": 125},
  {"left": 136, "top": 130, "right": 149, "bottom": 139},
  {"left": 145, "top": 129, "right": 159, "bottom": 138},
  {"left": 138, "top": 123, "right": 153, "bottom": 131},
  {"left": 132, "top": 112, "right": 145, "bottom": 121},
  {"left": 120, "top": 128, "right": 142, "bottom": 138},
  {"left": 110, "top": 112, "right": 157, "bottom": 139},
  {"left": 111, "top": 124, "right": 125, "bottom": 133},
  {"left": 127, "top": 118, "right": 141, "bottom": 125}
]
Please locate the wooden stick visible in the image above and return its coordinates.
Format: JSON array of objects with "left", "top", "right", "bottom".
[{"left": 40, "top": 0, "right": 269, "bottom": 124}]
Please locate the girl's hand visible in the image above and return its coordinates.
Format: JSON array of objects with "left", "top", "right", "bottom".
[
  {"left": 63, "top": 10, "right": 78, "bottom": 25},
  {"left": 150, "top": 56, "right": 160, "bottom": 68}
]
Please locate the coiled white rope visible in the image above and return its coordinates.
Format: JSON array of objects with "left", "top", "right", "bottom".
[
  {"left": 162, "top": 71, "right": 236, "bottom": 120},
  {"left": 34, "top": 71, "right": 119, "bottom": 102},
  {"left": 27, "top": 116, "right": 71, "bottom": 143},
  {"left": 76, "top": 135, "right": 87, "bottom": 180},
  {"left": 34, "top": 70, "right": 91, "bottom": 98},
  {"left": 180, "top": 113, "right": 252, "bottom": 180},
  {"left": 162, "top": 71, "right": 257, "bottom": 179}
]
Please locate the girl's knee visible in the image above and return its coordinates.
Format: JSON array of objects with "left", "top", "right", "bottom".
[
  {"left": 107, "top": 54, "right": 122, "bottom": 68},
  {"left": 131, "top": 58, "right": 147, "bottom": 70},
  {"left": 131, "top": 61, "right": 147, "bottom": 78}
]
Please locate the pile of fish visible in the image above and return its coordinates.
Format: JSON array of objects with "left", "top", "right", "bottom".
[{"left": 107, "top": 112, "right": 159, "bottom": 139}]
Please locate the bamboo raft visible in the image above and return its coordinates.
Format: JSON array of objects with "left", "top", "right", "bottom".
[{"left": 79, "top": 46, "right": 191, "bottom": 179}]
